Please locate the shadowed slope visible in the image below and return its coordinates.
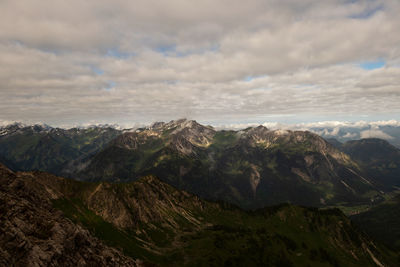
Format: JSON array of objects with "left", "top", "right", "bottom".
[
  {"left": 1, "top": 163, "right": 397, "bottom": 266},
  {"left": 0, "top": 164, "right": 142, "bottom": 266}
]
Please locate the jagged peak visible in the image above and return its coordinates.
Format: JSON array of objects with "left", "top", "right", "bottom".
[
  {"left": 167, "top": 118, "right": 198, "bottom": 130},
  {"left": 251, "top": 125, "right": 269, "bottom": 132},
  {"left": 0, "top": 121, "right": 25, "bottom": 128},
  {"left": 149, "top": 121, "right": 166, "bottom": 129},
  {"left": 148, "top": 119, "right": 214, "bottom": 132},
  {"left": 0, "top": 122, "right": 53, "bottom": 136},
  {"left": 241, "top": 125, "right": 270, "bottom": 137}
]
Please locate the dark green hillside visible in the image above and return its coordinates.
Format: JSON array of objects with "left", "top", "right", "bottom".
[
  {"left": 0, "top": 124, "right": 121, "bottom": 175},
  {"left": 341, "top": 138, "right": 400, "bottom": 190},
  {"left": 351, "top": 193, "right": 400, "bottom": 251}
]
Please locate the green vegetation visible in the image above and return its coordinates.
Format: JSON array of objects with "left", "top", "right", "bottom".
[
  {"left": 1, "top": 122, "right": 390, "bottom": 210},
  {"left": 210, "top": 131, "right": 240, "bottom": 149},
  {"left": 51, "top": 177, "right": 399, "bottom": 266},
  {"left": 0, "top": 126, "right": 120, "bottom": 174},
  {"left": 52, "top": 198, "right": 162, "bottom": 262},
  {"left": 351, "top": 193, "right": 400, "bottom": 251}
]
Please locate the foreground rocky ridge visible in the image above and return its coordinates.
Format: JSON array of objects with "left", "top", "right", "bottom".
[
  {"left": 0, "top": 164, "right": 142, "bottom": 267},
  {"left": 1, "top": 163, "right": 398, "bottom": 266}
]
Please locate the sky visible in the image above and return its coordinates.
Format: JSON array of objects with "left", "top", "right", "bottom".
[{"left": 1, "top": 0, "right": 400, "bottom": 127}]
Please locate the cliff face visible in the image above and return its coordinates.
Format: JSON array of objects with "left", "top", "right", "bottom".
[{"left": 0, "top": 164, "right": 142, "bottom": 267}]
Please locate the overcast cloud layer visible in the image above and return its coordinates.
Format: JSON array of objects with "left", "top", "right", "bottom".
[{"left": 1, "top": 0, "right": 400, "bottom": 126}]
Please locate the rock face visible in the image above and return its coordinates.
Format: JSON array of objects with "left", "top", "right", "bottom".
[
  {"left": 84, "top": 176, "right": 207, "bottom": 229},
  {"left": 112, "top": 119, "right": 215, "bottom": 155},
  {"left": 80, "top": 120, "right": 382, "bottom": 209},
  {"left": 0, "top": 164, "right": 141, "bottom": 267}
]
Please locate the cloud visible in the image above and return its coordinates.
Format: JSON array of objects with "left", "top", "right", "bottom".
[
  {"left": 343, "top": 132, "right": 358, "bottom": 139},
  {"left": 216, "top": 120, "right": 400, "bottom": 132},
  {"left": 0, "top": 0, "right": 400, "bottom": 125},
  {"left": 360, "top": 129, "right": 394, "bottom": 140}
]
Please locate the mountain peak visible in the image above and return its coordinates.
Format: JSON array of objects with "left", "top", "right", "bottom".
[
  {"left": 168, "top": 118, "right": 202, "bottom": 130},
  {"left": 0, "top": 122, "right": 52, "bottom": 136}
]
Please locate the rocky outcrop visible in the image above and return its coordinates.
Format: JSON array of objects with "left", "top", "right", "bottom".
[
  {"left": 0, "top": 163, "right": 398, "bottom": 266},
  {"left": 242, "top": 126, "right": 352, "bottom": 165},
  {"left": 86, "top": 176, "right": 208, "bottom": 229},
  {"left": 0, "top": 164, "right": 142, "bottom": 267}
]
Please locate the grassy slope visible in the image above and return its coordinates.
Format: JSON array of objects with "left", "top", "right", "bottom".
[{"left": 50, "top": 177, "right": 399, "bottom": 267}]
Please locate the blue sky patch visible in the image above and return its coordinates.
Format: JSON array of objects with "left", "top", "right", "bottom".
[
  {"left": 359, "top": 60, "right": 385, "bottom": 70},
  {"left": 155, "top": 44, "right": 176, "bottom": 55},
  {"left": 106, "top": 49, "right": 131, "bottom": 59},
  {"left": 155, "top": 43, "right": 220, "bottom": 57},
  {"left": 106, "top": 81, "right": 116, "bottom": 91},
  {"left": 91, "top": 67, "right": 104, "bottom": 75},
  {"left": 349, "top": 4, "right": 383, "bottom": 19},
  {"left": 243, "top": 75, "right": 267, "bottom": 82}
]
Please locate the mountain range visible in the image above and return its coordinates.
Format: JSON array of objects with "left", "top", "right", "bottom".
[
  {"left": 1, "top": 119, "right": 399, "bottom": 210},
  {"left": 309, "top": 124, "right": 400, "bottom": 149},
  {"left": 0, "top": 123, "right": 121, "bottom": 176},
  {"left": 1, "top": 119, "right": 400, "bottom": 265}
]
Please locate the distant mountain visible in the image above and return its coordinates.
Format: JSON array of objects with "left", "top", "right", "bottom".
[
  {"left": 325, "top": 138, "right": 343, "bottom": 149},
  {"left": 311, "top": 124, "right": 400, "bottom": 148},
  {"left": 0, "top": 123, "right": 121, "bottom": 176},
  {"left": 1, "top": 163, "right": 397, "bottom": 266},
  {"left": 80, "top": 119, "right": 382, "bottom": 209},
  {"left": 340, "top": 138, "right": 400, "bottom": 190}
]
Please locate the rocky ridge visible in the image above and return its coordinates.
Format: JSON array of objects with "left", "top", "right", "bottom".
[
  {"left": 1, "top": 163, "right": 398, "bottom": 266},
  {"left": 0, "top": 164, "right": 142, "bottom": 267}
]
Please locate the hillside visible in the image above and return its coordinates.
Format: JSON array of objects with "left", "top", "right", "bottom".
[
  {"left": 0, "top": 163, "right": 142, "bottom": 266},
  {"left": 351, "top": 193, "right": 400, "bottom": 251},
  {"left": 80, "top": 119, "right": 382, "bottom": 209},
  {"left": 341, "top": 138, "right": 400, "bottom": 190},
  {"left": 0, "top": 163, "right": 398, "bottom": 266},
  {"left": 0, "top": 123, "right": 121, "bottom": 175}
]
